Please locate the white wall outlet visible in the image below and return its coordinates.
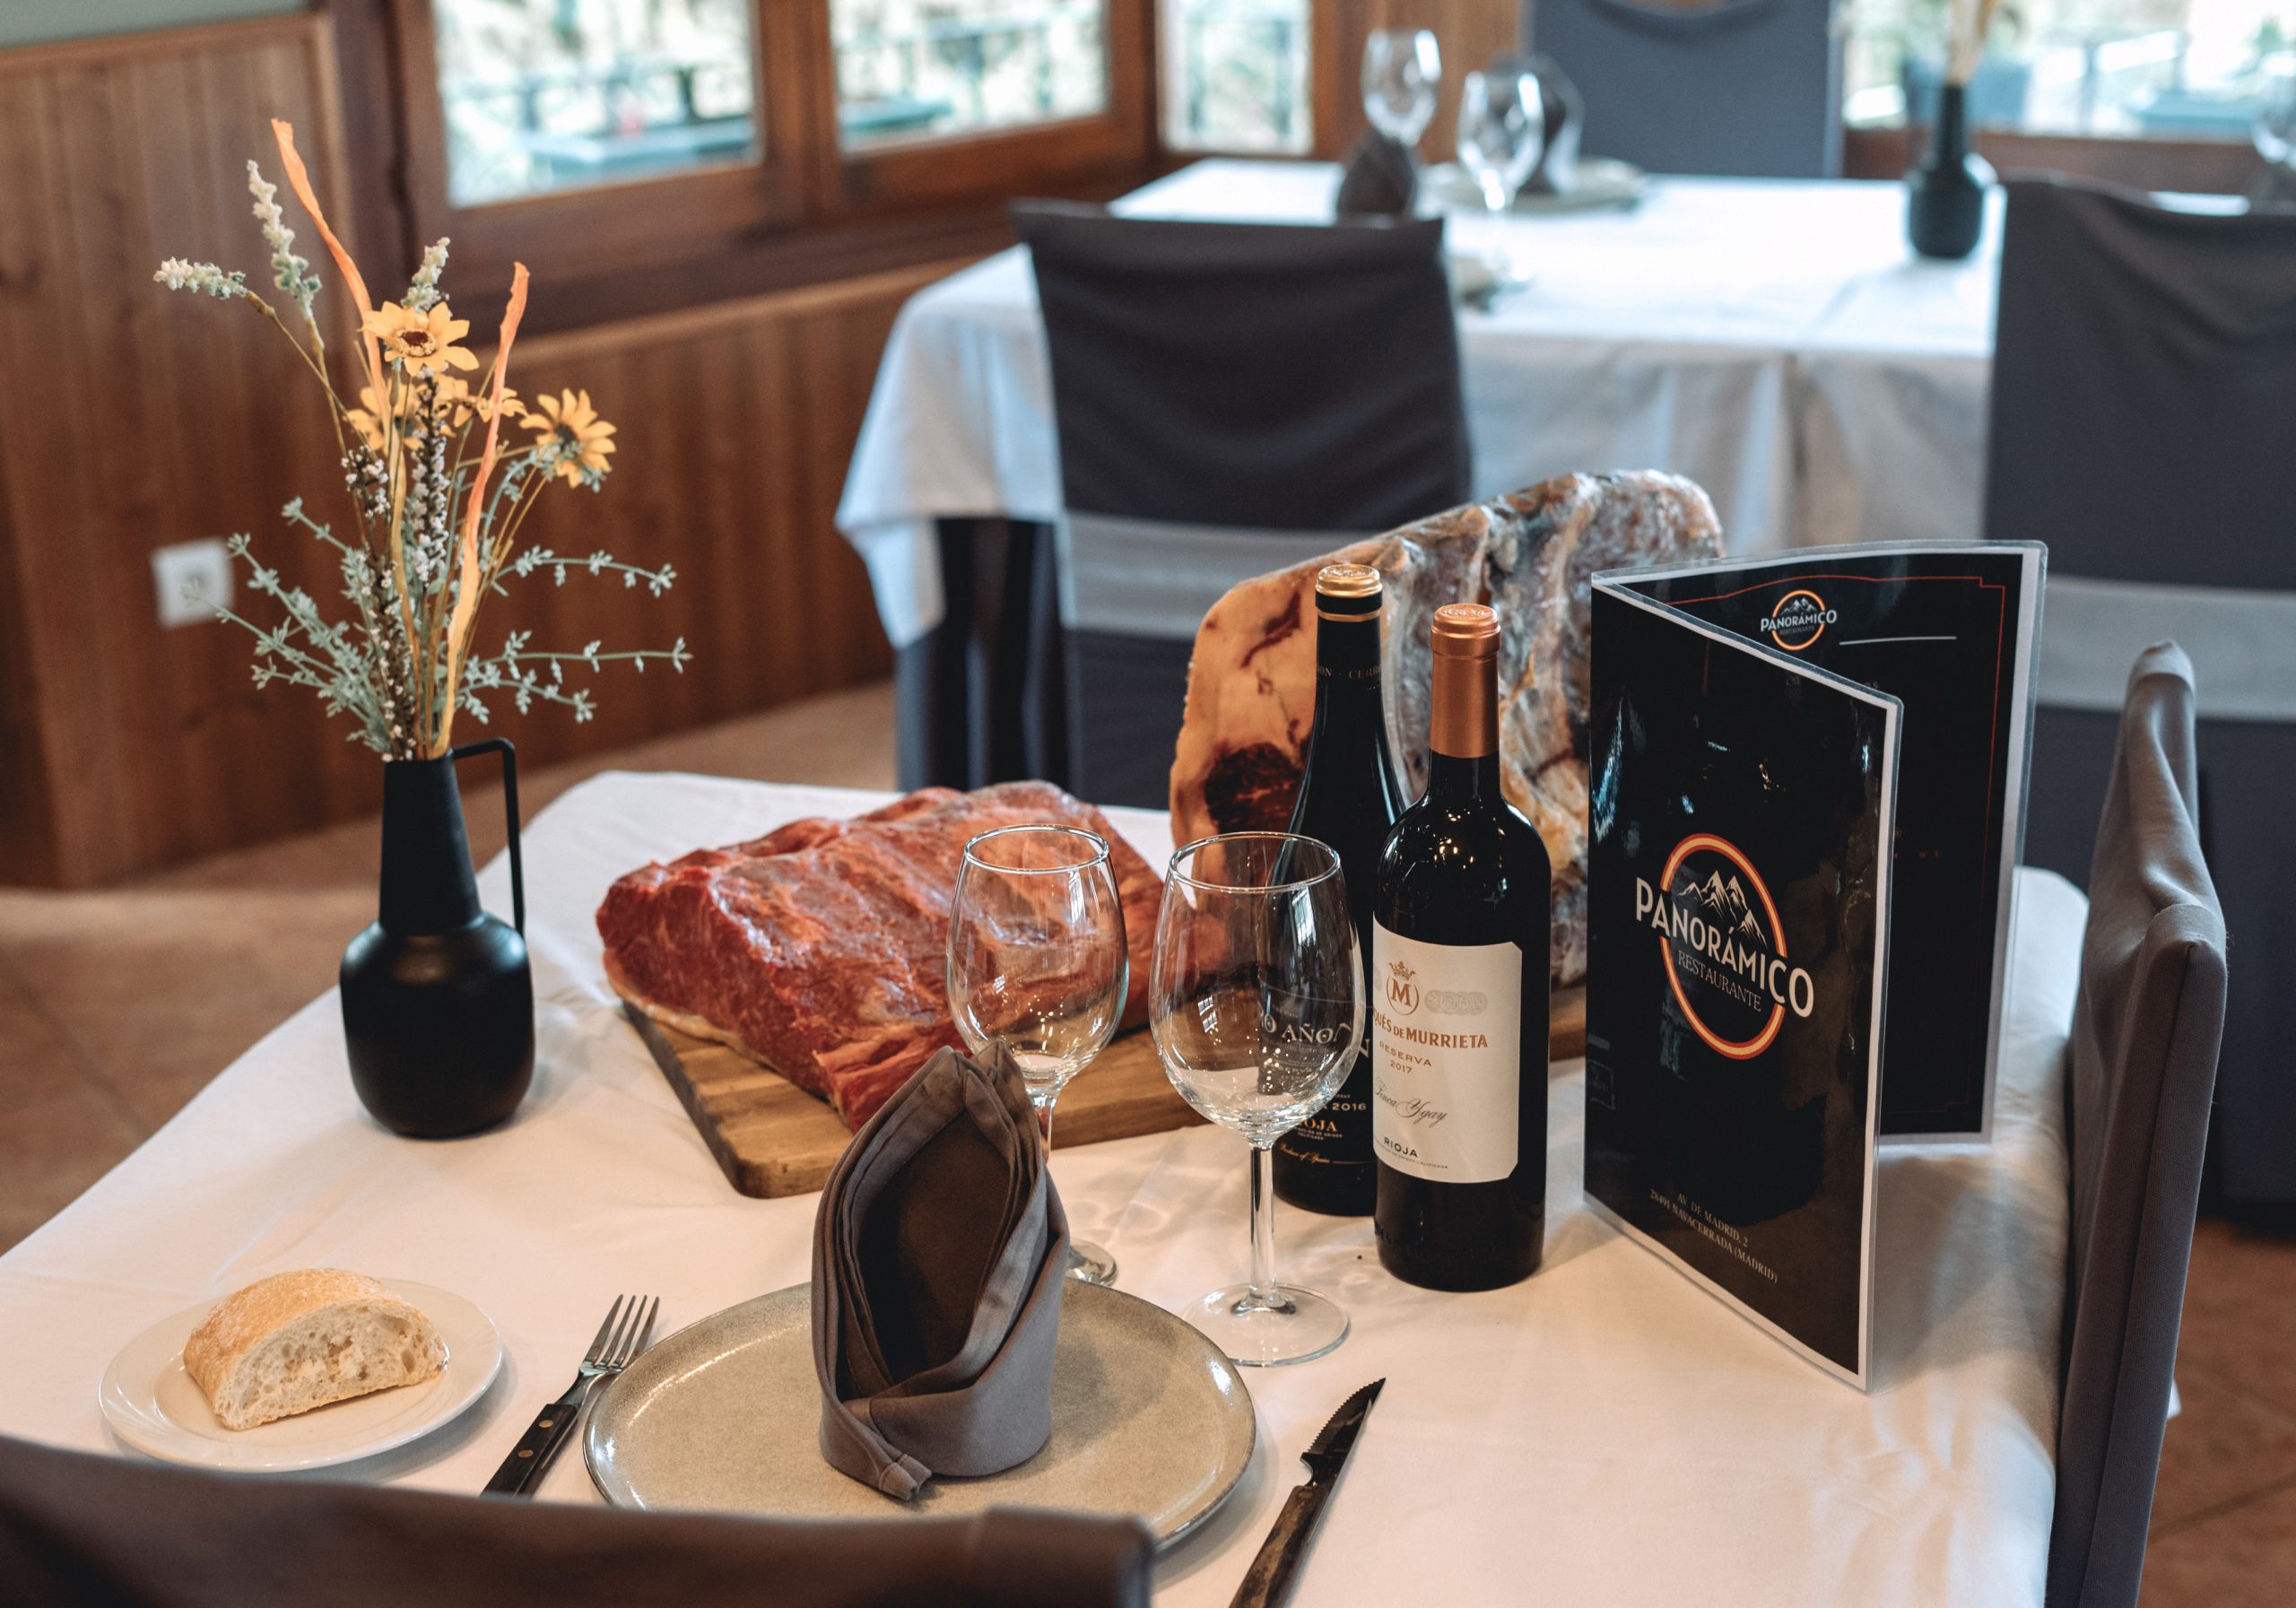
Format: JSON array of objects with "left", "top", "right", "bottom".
[{"left": 152, "top": 538, "right": 234, "bottom": 628}]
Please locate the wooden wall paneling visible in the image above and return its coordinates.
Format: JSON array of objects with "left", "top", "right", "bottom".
[
  {"left": 0, "top": 381, "right": 53, "bottom": 887},
  {"left": 1842, "top": 125, "right": 2260, "bottom": 195},
  {"left": 0, "top": 16, "right": 367, "bottom": 885},
  {"left": 437, "top": 264, "right": 942, "bottom": 781}
]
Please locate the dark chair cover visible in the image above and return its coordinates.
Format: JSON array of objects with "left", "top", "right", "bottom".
[
  {"left": 1984, "top": 173, "right": 2296, "bottom": 1204},
  {"left": 0, "top": 1432, "right": 1152, "bottom": 1608},
  {"left": 1526, "top": 0, "right": 1842, "bottom": 178},
  {"left": 1011, "top": 201, "right": 1470, "bottom": 807},
  {"left": 2046, "top": 646, "right": 2229, "bottom": 1608}
]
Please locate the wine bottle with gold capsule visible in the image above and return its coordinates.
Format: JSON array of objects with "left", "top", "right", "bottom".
[
  {"left": 1372, "top": 602, "right": 1551, "bottom": 1289},
  {"left": 1272, "top": 563, "right": 1406, "bottom": 1216}
]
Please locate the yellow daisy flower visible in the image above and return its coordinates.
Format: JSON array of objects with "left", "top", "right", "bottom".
[
  {"left": 342, "top": 383, "right": 392, "bottom": 451},
  {"left": 362, "top": 300, "right": 480, "bottom": 377},
  {"left": 524, "top": 388, "right": 617, "bottom": 484},
  {"left": 434, "top": 376, "right": 524, "bottom": 429}
]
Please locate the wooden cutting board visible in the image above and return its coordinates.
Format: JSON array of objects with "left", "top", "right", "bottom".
[{"left": 630, "top": 988, "right": 1587, "bottom": 1200}]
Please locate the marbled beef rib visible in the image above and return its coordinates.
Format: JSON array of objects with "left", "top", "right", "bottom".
[
  {"left": 597, "top": 783, "right": 1161, "bottom": 1130},
  {"left": 1169, "top": 472, "right": 1723, "bottom": 987}
]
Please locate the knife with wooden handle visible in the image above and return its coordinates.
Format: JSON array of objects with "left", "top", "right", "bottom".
[{"left": 1228, "top": 1378, "right": 1385, "bottom": 1608}]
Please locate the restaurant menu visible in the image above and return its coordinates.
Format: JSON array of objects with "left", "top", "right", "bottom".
[
  {"left": 1581, "top": 545, "right": 2042, "bottom": 1387},
  {"left": 1615, "top": 543, "right": 2044, "bottom": 1140}
]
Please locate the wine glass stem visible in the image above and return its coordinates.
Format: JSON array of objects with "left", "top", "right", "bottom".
[
  {"left": 1248, "top": 1141, "right": 1280, "bottom": 1304},
  {"left": 1035, "top": 1091, "right": 1057, "bottom": 1160}
]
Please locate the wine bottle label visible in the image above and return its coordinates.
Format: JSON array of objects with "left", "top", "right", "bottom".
[{"left": 1370, "top": 923, "right": 1521, "bottom": 1184}]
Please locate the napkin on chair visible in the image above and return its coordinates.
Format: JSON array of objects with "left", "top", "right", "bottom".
[
  {"left": 812, "top": 1044, "right": 1070, "bottom": 1499},
  {"left": 1336, "top": 129, "right": 1418, "bottom": 217}
]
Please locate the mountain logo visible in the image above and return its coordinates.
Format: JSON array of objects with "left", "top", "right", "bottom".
[
  {"left": 1631, "top": 833, "right": 1816, "bottom": 1060},
  {"left": 1759, "top": 588, "right": 1834, "bottom": 653}
]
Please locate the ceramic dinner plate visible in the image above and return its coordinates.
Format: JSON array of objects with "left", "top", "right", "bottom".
[
  {"left": 98, "top": 1281, "right": 501, "bottom": 1472},
  {"left": 1424, "top": 157, "right": 1652, "bottom": 215},
  {"left": 587, "top": 1282, "right": 1256, "bottom": 1547}
]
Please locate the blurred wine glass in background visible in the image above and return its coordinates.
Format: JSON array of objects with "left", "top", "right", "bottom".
[
  {"left": 2253, "top": 54, "right": 2296, "bottom": 192},
  {"left": 948, "top": 823, "right": 1128, "bottom": 1285},
  {"left": 1363, "top": 30, "right": 1441, "bottom": 151},
  {"left": 1456, "top": 65, "right": 1545, "bottom": 284}
]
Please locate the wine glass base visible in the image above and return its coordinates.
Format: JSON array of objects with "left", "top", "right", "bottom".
[
  {"left": 1066, "top": 1239, "right": 1118, "bottom": 1286},
  {"left": 1186, "top": 1283, "right": 1348, "bottom": 1368}
]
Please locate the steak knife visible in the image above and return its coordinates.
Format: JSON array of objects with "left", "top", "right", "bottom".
[{"left": 1228, "top": 1378, "right": 1385, "bottom": 1608}]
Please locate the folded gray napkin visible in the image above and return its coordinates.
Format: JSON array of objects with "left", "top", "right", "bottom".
[
  {"left": 813, "top": 1044, "right": 1071, "bottom": 1499},
  {"left": 1336, "top": 129, "right": 1418, "bottom": 217}
]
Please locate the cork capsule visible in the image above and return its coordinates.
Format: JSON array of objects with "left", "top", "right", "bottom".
[
  {"left": 1315, "top": 562, "right": 1383, "bottom": 621},
  {"left": 1429, "top": 602, "right": 1500, "bottom": 759},
  {"left": 1431, "top": 602, "right": 1500, "bottom": 658}
]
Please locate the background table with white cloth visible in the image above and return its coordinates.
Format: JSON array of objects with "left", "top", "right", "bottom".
[
  {"left": 0, "top": 773, "right": 2078, "bottom": 1605},
  {"left": 837, "top": 161, "right": 2001, "bottom": 787}
]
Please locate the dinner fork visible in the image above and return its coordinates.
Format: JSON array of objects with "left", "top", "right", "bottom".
[{"left": 484, "top": 1293, "right": 659, "bottom": 1496}]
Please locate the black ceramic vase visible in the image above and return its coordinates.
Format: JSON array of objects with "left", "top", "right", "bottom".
[
  {"left": 341, "top": 739, "right": 534, "bottom": 1137},
  {"left": 1907, "top": 83, "right": 1995, "bottom": 261}
]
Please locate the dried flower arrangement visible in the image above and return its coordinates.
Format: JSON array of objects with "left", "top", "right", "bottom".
[
  {"left": 1944, "top": 0, "right": 2007, "bottom": 86},
  {"left": 154, "top": 119, "right": 687, "bottom": 761}
]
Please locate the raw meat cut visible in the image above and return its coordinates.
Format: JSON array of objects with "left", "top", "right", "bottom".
[
  {"left": 1169, "top": 472, "right": 1724, "bottom": 987},
  {"left": 598, "top": 783, "right": 1162, "bottom": 1130}
]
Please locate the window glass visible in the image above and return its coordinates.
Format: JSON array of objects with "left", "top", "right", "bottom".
[
  {"left": 831, "top": 0, "right": 1109, "bottom": 148},
  {"left": 1842, "top": 0, "right": 2296, "bottom": 138},
  {"left": 1160, "top": 0, "right": 1313, "bottom": 152},
  {"left": 433, "top": 0, "right": 761, "bottom": 207}
]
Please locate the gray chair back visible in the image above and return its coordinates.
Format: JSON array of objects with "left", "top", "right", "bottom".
[
  {"left": 1525, "top": 0, "right": 1841, "bottom": 178},
  {"left": 1011, "top": 201, "right": 1469, "bottom": 807},
  {"left": 1985, "top": 173, "right": 2296, "bottom": 1204},
  {"left": 2047, "top": 644, "right": 2228, "bottom": 1608},
  {"left": 0, "top": 1431, "right": 1152, "bottom": 1608}
]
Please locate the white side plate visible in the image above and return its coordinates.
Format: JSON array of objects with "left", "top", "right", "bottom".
[{"left": 98, "top": 1281, "right": 501, "bottom": 1472}]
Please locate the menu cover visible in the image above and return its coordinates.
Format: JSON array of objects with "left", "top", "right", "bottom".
[
  {"left": 1610, "top": 543, "right": 2044, "bottom": 1140},
  {"left": 1583, "top": 583, "right": 1900, "bottom": 1388}
]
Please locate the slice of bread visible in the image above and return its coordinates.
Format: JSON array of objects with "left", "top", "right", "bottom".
[{"left": 182, "top": 1269, "right": 446, "bottom": 1430}]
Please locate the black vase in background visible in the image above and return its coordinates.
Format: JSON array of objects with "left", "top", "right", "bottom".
[
  {"left": 341, "top": 739, "right": 534, "bottom": 1137},
  {"left": 1907, "top": 83, "right": 1995, "bottom": 261}
]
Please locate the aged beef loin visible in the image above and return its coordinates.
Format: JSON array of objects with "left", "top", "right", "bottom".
[
  {"left": 1169, "top": 473, "right": 1723, "bottom": 987},
  {"left": 597, "top": 783, "right": 1162, "bottom": 1130}
]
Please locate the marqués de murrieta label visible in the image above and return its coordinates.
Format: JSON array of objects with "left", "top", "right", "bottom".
[{"left": 1370, "top": 922, "right": 1521, "bottom": 1184}]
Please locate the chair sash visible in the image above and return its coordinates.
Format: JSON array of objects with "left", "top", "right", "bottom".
[
  {"left": 1057, "top": 513, "right": 1364, "bottom": 640},
  {"left": 2039, "top": 575, "right": 2296, "bottom": 722}
]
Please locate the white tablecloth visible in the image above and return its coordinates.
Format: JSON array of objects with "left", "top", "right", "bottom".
[
  {"left": 0, "top": 773, "right": 2077, "bottom": 1606},
  {"left": 837, "top": 161, "right": 1999, "bottom": 646}
]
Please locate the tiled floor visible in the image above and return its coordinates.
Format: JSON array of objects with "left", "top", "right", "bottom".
[{"left": 1, "top": 675, "right": 2291, "bottom": 1599}]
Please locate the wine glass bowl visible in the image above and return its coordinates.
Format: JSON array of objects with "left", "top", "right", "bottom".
[
  {"left": 1151, "top": 832, "right": 1363, "bottom": 1366},
  {"left": 1456, "top": 65, "right": 1546, "bottom": 291},
  {"left": 948, "top": 823, "right": 1128, "bottom": 1284},
  {"left": 1362, "top": 29, "right": 1441, "bottom": 150}
]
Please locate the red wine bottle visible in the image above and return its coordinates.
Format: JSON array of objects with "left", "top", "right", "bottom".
[
  {"left": 1372, "top": 603, "right": 1551, "bottom": 1289},
  {"left": 1273, "top": 564, "right": 1407, "bottom": 1216}
]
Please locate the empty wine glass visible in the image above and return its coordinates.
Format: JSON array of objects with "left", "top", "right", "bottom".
[
  {"left": 1456, "top": 66, "right": 1545, "bottom": 282},
  {"left": 1363, "top": 30, "right": 1441, "bottom": 150},
  {"left": 948, "top": 824, "right": 1129, "bottom": 1285},
  {"left": 1151, "top": 833, "right": 1363, "bottom": 1366},
  {"left": 2255, "top": 54, "right": 2296, "bottom": 178}
]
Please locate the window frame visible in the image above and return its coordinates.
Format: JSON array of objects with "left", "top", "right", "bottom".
[
  {"left": 385, "top": 0, "right": 814, "bottom": 292},
  {"left": 819, "top": 0, "right": 1161, "bottom": 208},
  {"left": 366, "top": 0, "right": 1161, "bottom": 300}
]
